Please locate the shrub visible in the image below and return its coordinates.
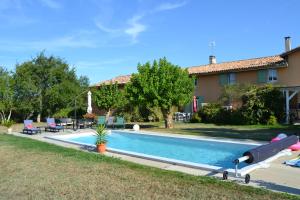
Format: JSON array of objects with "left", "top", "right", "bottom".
[
  {"left": 198, "top": 103, "right": 222, "bottom": 123},
  {"left": 53, "top": 108, "right": 72, "bottom": 118},
  {"left": 267, "top": 115, "right": 278, "bottom": 125},
  {"left": 1, "top": 120, "right": 15, "bottom": 128},
  {"left": 147, "top": 106, "right": 163, "bottom": 122},
  {"left": 190, "top": 113, "right": 201, "bottom": 123},
  {"left": 114, "top": 106, "right": 147, "bottom": 122},
  {"left": 198, "top": 104, "right": 248, "bottom": 125},
  {"left": 240, "top": 85, "right": 284, "bottom": 124}
]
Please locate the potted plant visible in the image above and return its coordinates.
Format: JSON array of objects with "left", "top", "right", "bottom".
[
  {"left": 83, "top": 113, "right": 96, "bottom": 120},
  {"left": 83, "top": 113, "right": 96, "bottom": 128},
  {"left": 1, "top": 120, "right": 15, "bottom": 134},
  {"left": 95, "top": 124, "right": 107, "bottom": 153}
]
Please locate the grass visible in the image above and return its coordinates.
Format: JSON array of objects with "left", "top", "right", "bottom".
[
  {"left": 0, "top": 134, "right": 299, "bottom": 200},
  {"left": 0, "top": 122, "right": 47, "bottom": 133},
  {"left": 135, "top": 122, "right": 300, "bottom": 141}
]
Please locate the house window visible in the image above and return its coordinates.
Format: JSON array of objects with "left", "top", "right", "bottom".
[
  {"left": 268, "top": 69, "right": 277, "bottom": 82},
  {"left": 219, "top": 73, "right": 236, "bottom": 86},
  {"left": 228, "top": 73, "right": 236, "bottom": 85}
]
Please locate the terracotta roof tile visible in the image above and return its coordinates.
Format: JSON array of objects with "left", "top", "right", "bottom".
[
  {"left": 93, "top": 75, "right": 131, "bottom": 86},
  {"left": 92, "top": 55, "right": 287, "bottom": 87},
  {"left": 188, "top": 55, "right": 286, "bottom": 75}
]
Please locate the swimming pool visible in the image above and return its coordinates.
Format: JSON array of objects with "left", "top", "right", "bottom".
[{"left": 48, "top": 131, "right": 260, "bottom": 170}]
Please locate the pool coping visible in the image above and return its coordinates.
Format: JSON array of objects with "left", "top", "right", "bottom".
[{"left": 45, "top": 130, "right": 292, "bottom": 177}]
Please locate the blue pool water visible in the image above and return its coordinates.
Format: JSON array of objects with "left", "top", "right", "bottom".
[{"left": 68, "top": 131, "right": 256, "bottom": 169}]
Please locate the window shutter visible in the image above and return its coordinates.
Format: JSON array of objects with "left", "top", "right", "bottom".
[
  {"left": 197, "top": 96, "right": 204, "bottom": 109},
  {"left": 219, "top": 74, "right": 228, "bottom": 86},
  {"left": 257, "top": 70, "right": 267, "bottom": 83}
]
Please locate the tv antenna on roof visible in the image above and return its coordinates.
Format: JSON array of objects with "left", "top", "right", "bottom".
[{"left": 209, "top": 41, "right": 216, "bottom": 55}]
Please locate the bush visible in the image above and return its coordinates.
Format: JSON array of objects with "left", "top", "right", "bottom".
[
  {"left": 205, "top": 84, "right": 285, "bottom": 125},
  {"left": 190, "top": 113, "right": 201, "bottom": 123},
  {"left": 114, "top": 106, "right": 147, "bottom": 122},
  {"left": 1, "top": 120, "right": 15, "bottom": 128},
  {"left": 198, "top": 105, "right": 247, "bottom": 125},
  {"left": 53, "top": 108, "right": 72, "bottom": 118},
  {"left": 267, "top": 115, "right": 278, "bottom": 125},
  {"left": 147, "top": 106, "right": 163, "bottom": 122},
  {"left": 198, "top": 103, "right": 223, "bottom": 123},
  {"left": 240, "top": 85, "right": 284, "bottom": 124}
]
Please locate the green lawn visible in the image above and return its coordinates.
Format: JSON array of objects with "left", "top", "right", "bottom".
[
  {"left": 136, "top": 122, "right": 300, "bottom": 141},
  {"left": 0, "top": 134, "right": 299, "bottom": 200}
]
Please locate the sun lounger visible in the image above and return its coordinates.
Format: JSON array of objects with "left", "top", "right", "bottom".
[
  {"left": 85, "top": 118, "right": 94, "bottom": 128},
  {"left": 57, "top": 118, "right": 74, "bottom": 129},
  {"left": 285, "top": 156, "right": 300, "bottom": 167},
  {"left": 106, "top": 117, "right": 114, "bottom": 128},
  {"left": 114, "top": 117, "right": 125, "bottom": 129},
  {"left": 22, "top": 120, "right": 41, "bottom": 135},
  {"left": 45, "top": 118, "right": 64, "bottom": 132}
]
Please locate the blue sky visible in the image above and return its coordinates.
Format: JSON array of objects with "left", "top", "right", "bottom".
[{"left": 0, "top": 0, "right": 299, "bottom": 84}]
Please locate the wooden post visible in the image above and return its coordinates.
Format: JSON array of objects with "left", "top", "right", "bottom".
[{"left": 285, "top": 90, "right": 290, "bottom": 124}]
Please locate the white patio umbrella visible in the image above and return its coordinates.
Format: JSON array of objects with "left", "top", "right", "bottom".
[{"left": 87, "top": 91, "right": 92, "bottom": 114}]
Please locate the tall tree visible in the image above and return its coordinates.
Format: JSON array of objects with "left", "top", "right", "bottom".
[
  {"left": 126, "top": 57, "right": 194, "bottom": 128},
  {"left": 14, "top": 52, "right": 89, "bottom": 121},
  {"left": 93, "top": 82, "right": 124, "bottom": 119},
  {"left": 0, "top": 67, "right": 14, "bottom": 122}
]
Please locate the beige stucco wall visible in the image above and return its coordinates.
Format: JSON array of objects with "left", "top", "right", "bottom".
[
  {"left": 277, "top": 51, "right": 300, "bottom": 86},
  {"left": 194, "top": 74, "right": 221, "bottom": 103},
  {"left": 194, "top": 71, "right": 259, "bottom": 103},
  {"left": 236, "top": 70, "right": 258, "bottom": 84}
]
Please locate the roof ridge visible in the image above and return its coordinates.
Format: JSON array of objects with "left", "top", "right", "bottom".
[{"left": 188, "top": 54, "right": 281, "bottom": 69}]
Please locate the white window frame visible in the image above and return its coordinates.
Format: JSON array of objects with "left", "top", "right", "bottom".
[
  {"left": 268, "top": 69, "right": 278, "bottom": 83},
  {"left": 228, "top": 73, "right": 236, "bottom": 85}
]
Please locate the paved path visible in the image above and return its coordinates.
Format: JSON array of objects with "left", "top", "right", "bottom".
[{"left": 9, "top": 129, "right": 300, "bottom": 195}]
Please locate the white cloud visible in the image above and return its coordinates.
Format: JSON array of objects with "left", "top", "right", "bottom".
[
  {"left": 93, "top": 1, "right": 187, "bottom": 43},
  {"left": 0, "top": 31, "right": 98, "bottom": 52},
  {"left": 95, "top": 21, "right": 120, "bottom": 33},
  {"left": 124, "top": 15, "right": 147, "bottom": 43},
  {"left": 155, "top": 1, "right": 187, "bottom": 11},
  {"left": 39, "top": 0, "right": 61, "bottom": 9}
]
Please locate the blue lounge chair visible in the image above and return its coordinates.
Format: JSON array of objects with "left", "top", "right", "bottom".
[
  {"left": 106, "top": 117, "right": 114, "bottom": 128},
  {"left": 45, "top": 118, "right": 64, "bottom": 132},
  {"left": 97, "top": 116, "right": 106, "bottom": 127},
  {"left": 114, "top": 117, "right": 125, "bottom": 129},
  {"left": 285, "top": 156, "right": 300, "bottom": 167},
  {"left": 23, "top": 120, "right": 41, "bottom": 135}
]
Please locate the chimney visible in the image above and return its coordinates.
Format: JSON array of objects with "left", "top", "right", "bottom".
[
  {"left": 209, "top": 55, "right": 217, "bottom": 64},
  {"left": 285, "top": 36, "right": 291, "bottom": 52}
]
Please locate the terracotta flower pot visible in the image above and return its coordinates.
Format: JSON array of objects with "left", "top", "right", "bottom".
[
  {"left": 7, "top": 128, "right": 12, "bottom": 134},
  {"left": 97, "top": 144, "right": 106, "bottom": 153}
]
